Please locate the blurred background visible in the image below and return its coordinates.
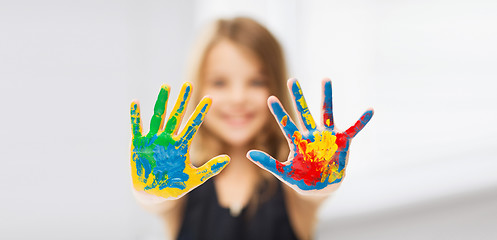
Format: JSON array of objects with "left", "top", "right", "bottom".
[{"left": 1, "top": 0, "right": 496, "bottom": 239}]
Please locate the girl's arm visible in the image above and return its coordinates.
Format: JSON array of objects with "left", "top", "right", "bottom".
[
  {"left": 283, "top": 185, "right": 328, "bottom": 240},
  {"left": 133, "top": 189, "right": 186, "bottom": 239},
  {"left": 132, "top": 188, "right": 185, "bottom": 214}
]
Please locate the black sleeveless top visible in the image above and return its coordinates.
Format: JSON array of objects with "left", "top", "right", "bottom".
[{"left": 177, "top": 179, "right": 299, "bottom": 240}]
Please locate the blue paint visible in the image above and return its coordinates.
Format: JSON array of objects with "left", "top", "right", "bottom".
[
  {"left": 323, "top": 80, "right": 334, "bottom": 129},
  {"left": 210, "top": 161, "right": 227, "bottom": 174},
  {"left": 199, "top": 161, "right": 228, "bottom": 182},
  {"left": 132, "top": 135, "right": 159, "bottom": 182},
  {"left": 180, "top": 102, "right": 208, "bottom": 144},
  {"left": 154, "top": 144, "right": 189, "bottom": 190},
  {"left": 270, "top": 101, "right": 299, "bottom": 141}
]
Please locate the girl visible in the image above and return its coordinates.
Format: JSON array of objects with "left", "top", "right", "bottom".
[{"left": 130, "top": 17, "right": 373, "bottom": 240}]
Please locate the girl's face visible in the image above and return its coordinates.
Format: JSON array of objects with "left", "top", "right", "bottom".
[{"left": 201, "top": 39, "right": 271, "bottom": 148}]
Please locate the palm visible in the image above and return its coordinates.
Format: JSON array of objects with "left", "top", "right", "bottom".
[
  {"left": 130, "top": 83, "right": 229, "bottom": 199},
  {"left": 248, "top": 78, "right": 373, "bottom": 194}
]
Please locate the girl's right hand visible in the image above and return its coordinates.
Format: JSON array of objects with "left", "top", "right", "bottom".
[{"left": 130, "top": 82, "right": 230, "bottom": 200}]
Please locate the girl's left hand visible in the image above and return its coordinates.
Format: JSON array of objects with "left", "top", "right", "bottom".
[{"left": 247, "top": 78, "right": 373, "bottom": 195}]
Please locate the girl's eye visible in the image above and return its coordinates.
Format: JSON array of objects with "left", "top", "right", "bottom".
[
  {"left": 211, "top": 79, "right": 226, "bottom": 87},
  {"left": 250, "top": 78, "right": 267, "bottom": 87}
]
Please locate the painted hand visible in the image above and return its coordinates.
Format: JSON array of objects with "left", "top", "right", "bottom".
[
  {"left": 247, "top": 78, "right": 373, "bottom": 194},
  {"left": 130, "top": 82, "right": 230, "bottom": 199}
]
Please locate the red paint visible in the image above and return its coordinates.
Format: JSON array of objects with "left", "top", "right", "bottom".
[
  {"left": 289, "top": 150, "right": 326, "bottom": 185},
  {"left": 344, "top": 112, "right": 370, "bottom": 138},
  {"left": 345, "top": 121, "right": 361, "bottom": 137},
  {"left": 275, "top": 160, "right": 285, "bottom": 173},
  {"left": 335, "top": 132, "right": 347, "bottom": 148},
  {"left": 286, "top": 132, "right": 327, "bottom": 185},
  {"left": 323, "top": 102, "right": 333, "bottom": 127}
]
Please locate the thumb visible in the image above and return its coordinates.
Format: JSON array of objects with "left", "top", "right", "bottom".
[
  {"left": 247, "top": 150, "right": 286, "bottom": 176},
  {"left": 196, "top": 155, "right": 230, "bottom": 182}
]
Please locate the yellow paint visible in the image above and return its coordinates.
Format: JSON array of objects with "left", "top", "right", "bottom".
[
  {"left": 294, "top": 82, "right": 316, "bottom": 129},
  {"left": 329, "top": 162, "right": 344, "bottom": 183},
  {"left": 281, "top": 115, "right": 287, "bottom": 126}
]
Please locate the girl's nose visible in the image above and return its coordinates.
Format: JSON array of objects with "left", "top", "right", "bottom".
[{"left": 228, "top": 83, "right": 247, "bottom": 104}]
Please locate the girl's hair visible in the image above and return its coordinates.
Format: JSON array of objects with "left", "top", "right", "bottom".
[{"left": 186, "top": 16, "right": 293, "bottom": 211}]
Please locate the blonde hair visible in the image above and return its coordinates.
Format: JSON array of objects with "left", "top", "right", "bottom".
[{"left": 185, "top": 17, "right": 294, "bottom": 207}]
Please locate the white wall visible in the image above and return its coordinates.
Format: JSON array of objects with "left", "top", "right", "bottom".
[
  {"left": 1, "top": 0, "right": 496, "bottom": 239},
  {"left": 0, "top": 1, "right": 193, "bottom": 239}
]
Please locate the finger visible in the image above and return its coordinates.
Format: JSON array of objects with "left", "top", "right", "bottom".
[
  {"left": 130, "top": 100, "right": 143, "bottom": 138},
  {"left": 268, "top": 96, "right": 300, "bottom": 143},
  {"left": 196, "top": 155, "right": 230, "bottom": 182},
  {"left": 178, "top": 96, "right": 211, "bottom": 144},
  {"left": 344, "top": 109, "right": 374, "bottom": 138},
  {"left": 288, "top": 78, "right": 316, "bottom": 131},
  {"left": 164, "top": 82, "right": 192, "bottom": 135},
  {"left": 247, "top": 150, "right": 289, "bottom": 177},
  {"left": 149, "top": 84, "right": 170, "bottom": 135},
  {"left": 322, "top": 78, "right": 334, "bottom": 129}
]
